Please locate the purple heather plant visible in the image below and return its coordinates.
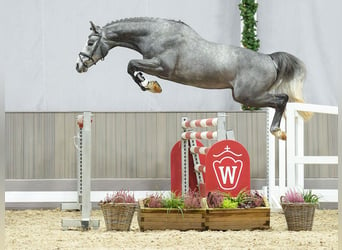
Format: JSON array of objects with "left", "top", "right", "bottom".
[
  {"left": 281, "top": 188, "right": 319, "bottom": 204},
  {"left": 100, "top": 190, "right": 136, "bottom": 204},
  {"left": 207, "top": 191, "right": 224, "bottom": 208},
  {"left": 207, "top": 190, "right": 266, "bottom": 209},
  {"left": 237, "top": 190, "right": 266, "bottom": 208},
  {"left": 183, "top": 190, "right": 202, "bottom": 209},
  {"left": 281, "top": 188, "right": 305, "bottom": 203},
  {"left": 143, "top": 193, "right": 164, "bottom": 208},
  {"left": 144, "top": 191, "right": 203, "bottom": 209}
]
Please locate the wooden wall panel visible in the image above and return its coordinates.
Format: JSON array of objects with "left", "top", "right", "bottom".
[
  {"left": 6, "top": 113, "right": 24, "bottom": 178},
  {"left": 5, "top": 111, "right": 337, "bottom": 181},
  {"left": 304, "top": 113, "right": 338, "bottom": 178},
  {"left": 54, "top": 113, "right": 66, "bottom": 177}
]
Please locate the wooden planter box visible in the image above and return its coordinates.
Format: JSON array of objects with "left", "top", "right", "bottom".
[
  {"left": 205, "top": 207, "right": 270, "bottom": 231},
  {"left": 138, "top": 200, "right": 206, "bottom": 231}
]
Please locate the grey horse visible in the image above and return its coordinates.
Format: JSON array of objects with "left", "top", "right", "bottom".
[{"left": 76, "top": 17, "right": 311, "bottom": 140}]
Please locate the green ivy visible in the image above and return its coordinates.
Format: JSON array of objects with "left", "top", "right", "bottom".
[
  {"left": 239, "top": 0, "right": 260, "bottom": 111},
  {"left": 239, "top": 0, "right": 260, "bottom": 51}
]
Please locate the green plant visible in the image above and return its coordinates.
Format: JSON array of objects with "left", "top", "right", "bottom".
[
  {"left": 163, "top": 193, "right": 184, "bottom": 209},
  {"left": 239, "top": 0, "right": 260, "bottom": 111},
  {"left": 144, "top": 192, "right": 204, "bottom": 209},
  {"left": 100, "top": 190, "right": 136, "bottom": 204},
  {"left": 303, "top": 190, "right": 320, "bottom": 204},
  {"left": 222, "top": 198, "right": 238, "bottom": 208},
  {"left": 143, "top": 192, "right": 185, "bottom": 210}
]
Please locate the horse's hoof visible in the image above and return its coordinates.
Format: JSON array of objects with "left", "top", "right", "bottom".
[
  {"left": 146, "top": 81, "right": 162, "bottom": 93},
  {"left": 280, "top": 132, "right": 287, "bottom": 140},
  {"left": 272, "top": 129, "right": 287, "bottom": 140}
]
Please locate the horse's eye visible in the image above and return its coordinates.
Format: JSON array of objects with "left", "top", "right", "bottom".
[{"left": 87, "top": 41, "right": 94, "bottom": 46}]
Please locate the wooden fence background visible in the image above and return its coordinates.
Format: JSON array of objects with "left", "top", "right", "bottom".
[{"left": 5, "top": 111, "right": 337, "bottom": 183}]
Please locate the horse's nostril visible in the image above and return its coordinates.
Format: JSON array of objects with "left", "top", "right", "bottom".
[{"left": 76, "top": 63, "right": 82, "bottom": 72}]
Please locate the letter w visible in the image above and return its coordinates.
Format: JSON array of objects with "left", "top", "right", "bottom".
[{"left": 218, "top": 166, "right": 237, "bottom": 184}]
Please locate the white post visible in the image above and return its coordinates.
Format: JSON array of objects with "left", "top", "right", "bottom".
[
  {"left": 286, "top": 106, "right": 296, "bottom": 188},
  {"left": 266, "top": 108, "right": 275, "bottom": 200},
  {"left": 181, "top": 117, "right": 189, "bottom": 194},
  {"left": 76, "top": 130, "right": 82, "bottom": 206},
  {"left": 81, "top": 112, "right": 92, "bottom": 229},
  {"left": 217, "top": 112, "right": 226, "bottom": 140},
  {"left": 295, "top": 114, "right": 305, "bottom": 188},
  {"left": 278, "top": 116, "right": 286, "bottom": 191}
]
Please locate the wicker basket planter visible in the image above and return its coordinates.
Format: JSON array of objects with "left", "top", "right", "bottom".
[
  {"left": 205, "top": 207, "right": 270, "bottom": 231},
  {"left": 137, "top": 200, "right": 206, "bottom": 231},
  {"left": 281, "top": 202, "right": 316, "bottom": 231},
  {"left": 100, "top": 203, "right": 137, "bottom": 231}
]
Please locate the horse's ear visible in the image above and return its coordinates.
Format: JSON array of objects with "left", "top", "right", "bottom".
[{"left": 90, "top": 21, "right": 98, "bottom": 33}]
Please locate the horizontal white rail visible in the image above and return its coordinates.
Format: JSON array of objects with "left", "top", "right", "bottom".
[
  {"left": 5, "top": 191, "right": 165, "bottom": 203},
  {"left": 294, "top": 156, "right": 338, "bottom": 165},
  {"left": 287, "top": 103, "right": 338, "bottom": 114}
]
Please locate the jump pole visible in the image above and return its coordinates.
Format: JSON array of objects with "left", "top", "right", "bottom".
[{"left": 61, "top": 112, "right": 99, "bottom": 230}]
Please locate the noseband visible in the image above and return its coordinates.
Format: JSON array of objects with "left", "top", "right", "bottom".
[{"left": 78, "top": 34, "right": 106, "bottom": 68}]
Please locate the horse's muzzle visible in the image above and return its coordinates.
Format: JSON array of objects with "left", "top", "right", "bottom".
[{"left": 76, "top": 62, "right": 88, "bottom": 73}]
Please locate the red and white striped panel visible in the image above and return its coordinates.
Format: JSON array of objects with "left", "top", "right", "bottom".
[
  {"left": 181, "top": 131, "right": 217, "bottom": 140},
  {"left": 182, "top": 118, "right": 218, "bottom": 129},
  {"left": 190, "top": 146, "right": 209, "bottom": 155},
  {"left": 194, "top": 164, "right": 206, "bottom": 174}
]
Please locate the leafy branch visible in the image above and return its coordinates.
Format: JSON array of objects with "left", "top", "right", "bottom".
[
  {"left": 239, "top": 0, "right": 260, "bottom": 51},
  {"left": 239, "top": 0, "right": 260, "bottom": 111}
]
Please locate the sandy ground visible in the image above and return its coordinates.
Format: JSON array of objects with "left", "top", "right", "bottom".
[{"left": 5, "top": 208, "right": 338, "bottom": 250}]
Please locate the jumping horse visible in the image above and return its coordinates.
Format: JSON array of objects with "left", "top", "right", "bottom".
[{"left": 76, "top": 17, "right": 311, "bottom": 140}]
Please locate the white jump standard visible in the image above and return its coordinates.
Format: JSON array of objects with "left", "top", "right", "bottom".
[{"left": 61, "top": 112, "right": 100, "bottom": 230}]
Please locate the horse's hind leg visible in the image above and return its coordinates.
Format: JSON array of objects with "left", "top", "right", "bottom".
[
  {"left": 269, "top": 94, "right": 289, "bottom": 140},
  {"left": 127, "top": 58, "right": 164, "bottom": 93},
  {"left": 233, "top": 90, "right": 288, "bottom": 140}
]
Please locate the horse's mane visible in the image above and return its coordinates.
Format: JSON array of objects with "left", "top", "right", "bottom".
[{"left": 103, "top": 17, "right": 189, "bottom": 28}]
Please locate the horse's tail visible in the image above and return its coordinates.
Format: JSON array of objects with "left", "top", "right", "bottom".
[{"left": 269, "top": 52, "right": 313, "bottom": 121}]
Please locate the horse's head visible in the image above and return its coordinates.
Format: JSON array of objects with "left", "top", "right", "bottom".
[{"left": 76, "top": 21, "right": 109, "bottom": 73}]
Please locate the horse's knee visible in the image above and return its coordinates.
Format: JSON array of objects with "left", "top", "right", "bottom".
[{"left": 276, "top": 94, "right": 289, "bottom": 110}]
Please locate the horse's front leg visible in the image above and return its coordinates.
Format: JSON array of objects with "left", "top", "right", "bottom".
[{"left": 127, "top": 58, "right": 164, "bottom": 93}]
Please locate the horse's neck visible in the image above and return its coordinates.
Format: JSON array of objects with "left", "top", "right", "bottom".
[{"left": 103, "top": 19, "right": 155, "bottom": 52}]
